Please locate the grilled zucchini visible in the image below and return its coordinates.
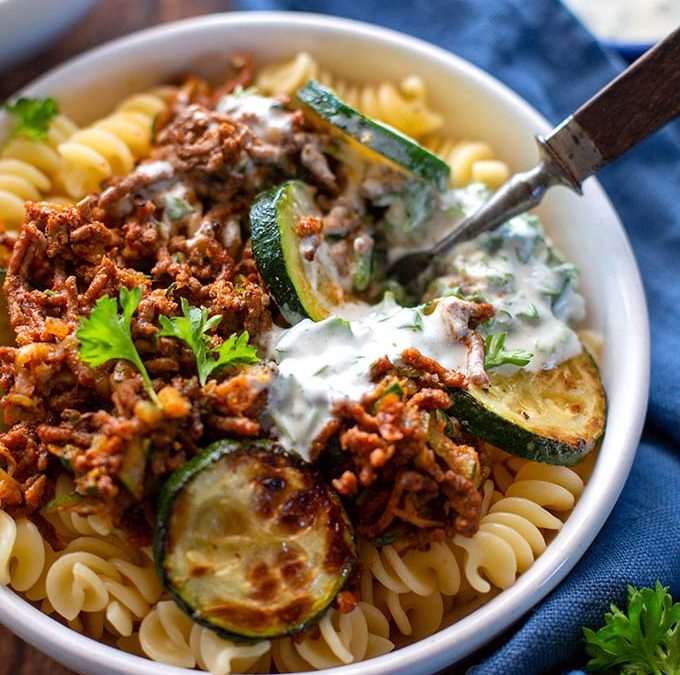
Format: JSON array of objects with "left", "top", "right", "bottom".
[
  {"left": 154, "top": 439, "right": 356, "bottom": 641},
  {"left": 296, "top": 80, "right": 450, "bottom": 191},
  {"left": 250, "top": 180, "right": 344, "bottom": 324},
  {"left": 451, "top": 351, "right": 606, "bottom": 465}
]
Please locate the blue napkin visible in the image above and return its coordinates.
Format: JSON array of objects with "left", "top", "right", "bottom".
[{"left": 236, "top": 1, "right": 680, "bottom": 672}]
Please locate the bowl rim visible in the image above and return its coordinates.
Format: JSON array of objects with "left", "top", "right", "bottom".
[{"left": 0, "top": 10, "right": 650, "bottom": 675}]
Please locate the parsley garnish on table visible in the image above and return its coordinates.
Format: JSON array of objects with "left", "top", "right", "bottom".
[
  {"left": 483, "top": 332, "right": 533, "bottom": 369},
  {"left": 158, "top": 298, "right": 259, "bottom": 386},
  {"left": 77, "top": 287, "right": 160, "bottom": 405},
  {"left": 3, "top": 96, "right": 60, "bottom": 141},
  {"left": 583, "top": 582, "right": 680, "bottom": 674}
]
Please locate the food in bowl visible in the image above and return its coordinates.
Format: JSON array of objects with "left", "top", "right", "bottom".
[{"left": 0, "top": 49, "right": 606, "bottom": 673}]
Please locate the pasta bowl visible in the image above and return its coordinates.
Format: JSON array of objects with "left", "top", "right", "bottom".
[{"left": 0, "top": 11, "right": 649, "bottom": 675}]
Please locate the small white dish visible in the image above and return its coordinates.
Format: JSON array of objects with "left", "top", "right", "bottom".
[
  {"left": 0, "top": 0, "right": 99, "bottom": 70},
  {"left": 0, "top": 12, "right": 650, "bottom": 675}
]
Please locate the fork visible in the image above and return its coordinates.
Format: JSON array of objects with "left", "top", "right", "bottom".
[{"left": 387, "top": 25, "right": 680, "bottom": 291}]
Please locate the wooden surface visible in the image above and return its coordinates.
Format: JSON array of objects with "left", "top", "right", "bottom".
[{"left": 0, "top": 2, "right": 234, "bottom": 671}]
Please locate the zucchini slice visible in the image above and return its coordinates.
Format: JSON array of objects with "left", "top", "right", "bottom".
[
  {"left": 250, "top": 180, "right": 342, "bottom": 324},
  {"left": 451, "top": 351, "right": 606, "bottom": 465},
  {"left": 296, "top": 80, "right": 450, "bottom": 191},
  {"left": 154, "top": 439, "right": 356, "bottom": 641}
]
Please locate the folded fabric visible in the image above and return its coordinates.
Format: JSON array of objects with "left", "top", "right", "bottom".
[{"left": 236, "top": 0, "right": 680, "bottom": 672}]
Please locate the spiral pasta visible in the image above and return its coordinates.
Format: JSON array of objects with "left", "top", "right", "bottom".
[
  {"left": 45, "top": 534, "right": 161, "bottom": 632},
  {"left": 138, "top": 600, "right": 271, "bottom": 673},
  {"left": 58, "top": 88, "right": 173, "bottom": 198},
  {"left": 272, "top": 602, "right": 393, "bottom": 672},
  {"left": 190, "top": 623, "right": 271, "bottom": 675},
  {"left": 451, "top": 462, "right": 583, "bottom": 593},
  {"left": 0, "top": 510, "right": 47, "bottom": 592},
  {"left": 138, "top": 600, "right": 195, "bottom": 668},
  {"left": 0, "top": 114, "right": 78, "bottom": 227},
  {"left": 360, "top": 539, "right": 460, "bottom": 598},
  {"left": 373, "top": 586, "right": 447, "bottom": 641},
  {"left": 424, "top": 136, "right": 510, "bottom": 188},
  {"left": 256, "top": 51, "right": 443, "bottom": 139},
  {"left": 44, "top": 474, "right": 113, "bottom": 539}
]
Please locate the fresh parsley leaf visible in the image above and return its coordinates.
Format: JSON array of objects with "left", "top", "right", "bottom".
[
  {"left": 483, "top": 332, "right": 533, "bottom": 369},
  {"left": 158, "top": 298, "right": 258, "bottom": 386},
  {"left": 583, "top": 582, "right": 680, "bottom": 674},
  {"left": 163, "top": 194, "right": 195, "bottom": 221},
  {"left": 3, "top": 97, "right": 59, "bottom": 141},
  {"left": 77, "top": 287, "right": 160, "bottom": 405}
]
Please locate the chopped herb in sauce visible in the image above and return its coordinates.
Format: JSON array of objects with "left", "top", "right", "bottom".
[{"left": 483, "top": 332, "right": 533, "bottom": 369}]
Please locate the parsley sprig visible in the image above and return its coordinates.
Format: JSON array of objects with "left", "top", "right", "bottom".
[
  {"left": 3, "top": 97, "right": 60, "bottom": 141},
  {"left": 584, "top": 582, "right": 680, "bottom": 674},
  {"left": 158, "top": 298, "right": 259, "bottom": 386},
  {"left": 76, "top": 287, "right": 160, "bottom": 405},
  {"left": 483, "top": 332, "right": 533, "bottom": 369}
]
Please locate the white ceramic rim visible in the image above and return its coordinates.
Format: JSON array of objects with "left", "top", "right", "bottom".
[{"left": 0, "top": 11, "right": 650, "bottom": 675}]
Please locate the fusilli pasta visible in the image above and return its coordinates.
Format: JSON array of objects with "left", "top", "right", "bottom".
[
  {"left": 0, "top": 113, "right": 78, "bottom": 227},
  {"left": 372, "top": 586, "right": 446, "bottom": 640},
  {"left": 256, "top": 51, "right": 443, "bottom": 139},
  {"left": 45, "top": 534, "right": 161, "bottom": 631},
  {"left": 138, "top": 600, "right": 271, "bottom": 673},
  {"left": 360, "top": 539, "right": 460, "bottom": 597},
  {"left": 452, "top": 461, "right": 582, "bottom": 593},
  {"left": 424, "top": 137, "right": 510, "bottom": 188},
  {"left": 138, "top": 600, "right": 195, "bottom": 668},
  {"left": 44, "top": 474, "right": 113, "bottom": 539},
  {"left": 272, "top": 602, "right": 393, "bottom": 672},
  {"left": 0, "top": 510, "right": 48, "bottom": 592},
  {"left": 58, "top": 88, "right": 172, "bottom": 198}
]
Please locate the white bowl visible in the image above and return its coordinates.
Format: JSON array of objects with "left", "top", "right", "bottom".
[
  {"left": 0, "top": 12, "right": 649, "bottom": 675},
  {"left": 0, "top": 0, "right": 99, "bottom": 69}
]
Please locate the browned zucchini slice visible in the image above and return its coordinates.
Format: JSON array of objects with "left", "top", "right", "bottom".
[
  {"left": 451, "top": 351, "right": 606, "bottom": 465},
  {"left": 154, "top": 439, "right": 356, "bottom": 640}
]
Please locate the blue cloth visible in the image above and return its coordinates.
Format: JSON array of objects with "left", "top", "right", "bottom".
[{"left": 236, "top": 1, "right": 680, "bottom": 672}]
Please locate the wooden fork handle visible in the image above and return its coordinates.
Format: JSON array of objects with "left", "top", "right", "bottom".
[{"left": 543, "top": 26, "right": 680, "bottom": 185}]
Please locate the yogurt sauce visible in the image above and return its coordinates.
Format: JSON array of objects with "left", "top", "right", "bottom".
[
  {"left": 268, "top": 184, "right": 585, "bottom": 459},
  {"left": 268, "top": 296, "right": 467, "bottom": 458}
]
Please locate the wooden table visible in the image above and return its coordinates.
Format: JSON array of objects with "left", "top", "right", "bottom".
[{"left": 0, "top": 2, "right": 233, "bottom": 670}]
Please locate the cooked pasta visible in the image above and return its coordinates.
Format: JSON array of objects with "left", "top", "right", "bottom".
[
  {"left": 138, "top": 600, "right": 195, "bottom": 668},
  {"left": 58, "top": 88, "right": 173, "bottom": 198},
  {"left": 44, "top": 474, "right": 113, "bottom": 539},
  {"left": 0, "top": 113, "right": 78, "bottom": 227},
  {"left": 138, "top": 600, "right": 271, "bottom": 673},
  {"left": 0, "top": 510, "right": 47, "bottom": 592},
  {"left": 451, "top": 461, "right": 582, "bottom": 593},
  {"left": 424, "top": 137, "right": 510, "bottom": 188},
  {"left": 44, "top": 534, "right": 161, "bottom": 629},
  {"left": 190, "top": 624, "right": 272, "bottom": 675},
  {"left": 272, "top": 602, "right": 393, "bottom": 672},
  {"left": 372, "top": 586, "right": 447, "bottom": 640},
  {"left": 360, "top": 539, "right": 460, "bottom": 597},
  {"left": 256, "top": 51, "right": 443, "bottom": 139}
]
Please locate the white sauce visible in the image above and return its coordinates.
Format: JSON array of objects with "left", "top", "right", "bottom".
[
  {"left": 217, "top": 94, "right": 293, "bottom": 143},
  {"left": 268, "top": 296, "right": 468, "bottom": 459},
  {"left": 564, "top": 0, "right": 679, "bottom": 42}
]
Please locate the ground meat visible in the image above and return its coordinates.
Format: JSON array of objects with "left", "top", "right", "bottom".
[
  {"left": 317, "top": 354, "right": 487, "bottom": 543},
  {"left": 0, "top": 75, "right": 311, "bottom": 523},
  {"left": 155, "top": 104, "right": 247, "bottom": 174}
]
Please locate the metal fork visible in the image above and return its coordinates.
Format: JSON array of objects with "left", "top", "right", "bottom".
[{"left": 387, "top": 25, "right": 680, "bottom": 292}]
